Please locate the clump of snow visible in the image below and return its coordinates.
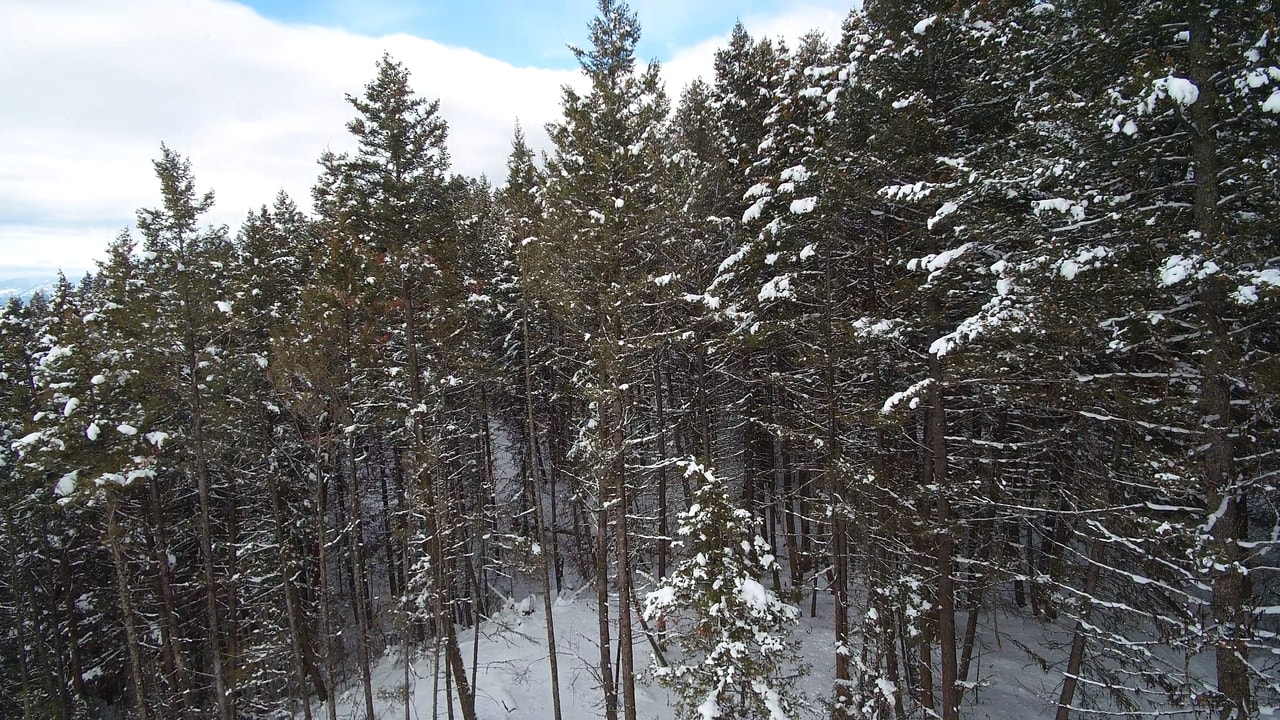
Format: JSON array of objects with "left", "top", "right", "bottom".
[
  {"left": 743, "top": 197, "right": 769, "bottom": 224},
  {"left": 1032, "top": 197, "right": 1086, "bottom": 222},
  {"left": 738, "top": 578, "right": 769, "bottom": 609},
  {"left": 1140, "top": 75, "right": 1200, "bottom": 113},
  {"left": 54, "top": 470, "right": 78, "bottom": 497},
  {"left": 214, "top": 300, "right": 233, "bottom": 314},
  {"left": 63, "top": 397, "right": 80, "bottom": 417},
  {"left": 86, "top": 423, "right": 100, "bottom": 441},
  {"left": 1158, "top": 254, "right": 1218, "bottom": 287},
  {"left": 1263, "top": 91, "right": 1280, "bottom": 113},
  {"left": 927, "top": 201, "right": 959, "bottom": 230},
  {"left": 697, "top": 691, "right": 721, "bottom": 720},
  {"left": 882, "top": 378, "right": 934, "bottom": 414},
  {"left": 914, "top": 14, "right": 937, "bottom": 34},
  {"left": 879, "top": 181, "right": 934, "bottom": 202},
  {"left": 1232, "top": 268, "right": 1280, "bottom": 304},
  {"left": 758, "top": 275, "right": 793, "bottom": 302},
  {"left": 907, "top": 242, "right": 973, "bottom": 284},
  {"left": 779, "top": 165, "right": 809, "bottom": 183},
  {"left": 789, "top": 197, "right": 817, "bottom": 215},
  {"left": 117, "top": 423, "right": 138, "bottom": 436}
]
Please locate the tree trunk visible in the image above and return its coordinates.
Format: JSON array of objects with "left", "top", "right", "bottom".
[
  {"left": 1186, "top": 11, "right": 1250, "bottom": 718},
  {"left": 522, "top": 268, "right": 564, "bottom": 720},
  {"left": 347, "top": 443, "right": 376, "bottom": 720},
  {"left": 106, "top": 495, "right": 154, "bottom": 720},
  {"left": 1055, "top": 540, "right": 1103, "bottom": 720}
]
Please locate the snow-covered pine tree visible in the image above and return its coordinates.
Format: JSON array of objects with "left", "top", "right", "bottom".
[
  {"left": 542, "top": 3, "right": 676, "bottom": 718},
  {"left": 645, "top": 458, "right": 801, "bottom": 720}
]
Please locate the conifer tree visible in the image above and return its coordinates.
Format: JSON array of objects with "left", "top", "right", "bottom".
[{"left": 645, "top": 459, "right": 800, "bottom": 720}]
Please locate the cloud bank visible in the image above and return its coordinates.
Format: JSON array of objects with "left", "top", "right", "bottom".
[{"left": 0, "top": 0, "right": 845, "bottom": 277}]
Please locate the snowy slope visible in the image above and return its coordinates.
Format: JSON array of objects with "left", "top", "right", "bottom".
[{"left": 316, "top": 590, "right": 1083, "bottom": 720}]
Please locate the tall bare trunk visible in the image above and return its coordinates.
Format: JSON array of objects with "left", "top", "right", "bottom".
[
  {"left": 522, "top": 268, "right": 564, "bottom": 720},
  {"left": 347, "top": 444, "right": 376, "bottom": 720},
  {"left": 106, "top": 496, "right": 154, "bottom": 720},
  {"left": 1186, "top": 12, "right": 1250, "bottom": 718},
  {"left": 930, "top": 353, "right": 959, "bottom": 720},
  {"left": 1055, "top": 541, "right": 1104, "bottom": 720}
]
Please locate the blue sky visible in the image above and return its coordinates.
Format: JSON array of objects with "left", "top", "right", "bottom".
[
  {"left": 240, "top": 0, "right": 793, "bottom": 68},
  {"left": 0, "top": 0, "right": 848, "bottom": 279}
]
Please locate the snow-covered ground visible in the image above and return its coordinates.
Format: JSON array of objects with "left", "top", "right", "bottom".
[{"left": 314, "top": 587, "right": 1077, "bottom": 720}]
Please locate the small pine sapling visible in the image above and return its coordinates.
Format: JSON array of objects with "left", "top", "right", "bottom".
[{"left": 643, "top": 458, "right": 802, "bottom": 720}]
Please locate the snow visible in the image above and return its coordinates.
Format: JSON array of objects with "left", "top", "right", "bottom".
[
  {"left": 1142, "top": 75, "right": 1200, "bottom": 112},
  {"left": 116, "top": 423, "right": 138, "bottom": 436},
  {"left": 1032, "top": 197, "right": 1086, "bottom": 222},
  {"left": 757, "top": 275, "right": 793, "bottom": 302},
  {"left": 86, "top": 422, "right": 100, "bottom": 441},
  {"left": 789, "top": 197, "right": 816, "bottom": 215},
  {"left": 881, "top": 378, "right": 934, "bottom": 414},
  {"left": 879, "top": 181, "right": 934, "bottom": 202},
  {"left": 913, "top": 14, "right": 937, "bottom": 34},
  {"left": 799, "top": 244, "right": 815, "bottom": 260},
  {"left": 743, "top": 197, "right": 769, "bottom": 224},
  {"left": 1159, "top": 255, "right": 1194, "bottom": 286},
  {"left": 1264, "top": 90, "right": 1280, "bottom": 113},
  {"left": 1158, "top": 254, "right": 1218, "bottom": 287},
  {"left": 926, "top": 200, "right": 959, "bottom": 229},
  {"left": 906, "top": 241, "right": 973, "bottom": 283},
  {"left": 1163, "top": 76, "right": 1199, "bottom": 105},
  {"left": 62, "top": 397, "right": 80, "bottom": 417},
  {"left": 738, "top": 578, "right": 769, "bottom": 609},
  {"left": 779, "top": 164, "right": 810, "bottom": 183},
  {"left": 54, "top": 470, "right": 78, "bottom": 497},
  {"left": 697, "top": 690, "right": 722, "bottom": 719},
  {"left": 214, "top": 300, "right": 233, "bottom": 314},
  {"left": 90, "top": 374, "right": 106, "bottom": 385}
]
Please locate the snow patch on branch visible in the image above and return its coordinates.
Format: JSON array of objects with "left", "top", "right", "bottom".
[{"left": 882, "top": 378, "right": 934, "bottom": 415}]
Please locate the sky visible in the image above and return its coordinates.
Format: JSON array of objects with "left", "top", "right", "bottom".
[{"left": 0, "top": 0, "right": 849, "bottom": 280}]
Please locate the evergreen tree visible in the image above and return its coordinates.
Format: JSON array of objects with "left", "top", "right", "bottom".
[{"left": 645, "top": 459, "right": 801, "bottom": 720}]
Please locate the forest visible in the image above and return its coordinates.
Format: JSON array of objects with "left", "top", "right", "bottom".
[{"left": 2, "top": 0, "right": 1279, "bottom": 718}]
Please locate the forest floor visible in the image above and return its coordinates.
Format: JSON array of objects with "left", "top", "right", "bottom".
[{"left": 312, "top": 586, "right": 1068, "bottom": 720}]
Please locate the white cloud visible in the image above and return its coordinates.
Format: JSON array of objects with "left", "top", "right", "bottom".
[
  {"left": 0, "top": 0, "right": 848, "bottom": 277},
  {"left": 0, "top": 0, "right": 577, "bottom": 276},
  {"left": 661, "top": 2, "right": 848, "bottom": 96}
]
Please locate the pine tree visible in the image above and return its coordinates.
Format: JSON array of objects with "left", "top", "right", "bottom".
[{"left": 645, "top": 459, "right": 800, "bottom": 720}]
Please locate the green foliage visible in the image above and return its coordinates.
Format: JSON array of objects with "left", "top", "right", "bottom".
[{"left": 645, "top": 459, "right": 801, "bottom": 720}]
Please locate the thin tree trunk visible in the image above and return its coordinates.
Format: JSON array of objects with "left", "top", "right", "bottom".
[
  {"left": 1187, "top": 12, "right": 1250, "bottom": 717},
  {"left": 522, "top": 268, "right": 564, "bottom": 720},
  {"left": 106, "top": 496, "right": 154, "bottom": 720},
  {"left": 347, "top": 443, "right": 377, "bottom": 720},
  {"left": 266, "top": 462, "right": 321, "bottom": 713},
  {"left": 317, "top": 457, "right": 338, "bottom": 720},
  {"left": 654, "top": 353, "right": 669, "bottom": 581},
  {"left": 1055, "top": 541, "right": 1103, "bottom": 720},
  {"left": 929, "top": 326, "right": 959, "bottom": 720},
  {"left": 596, "top": 469, "right": 617, "bottom": 720}
]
